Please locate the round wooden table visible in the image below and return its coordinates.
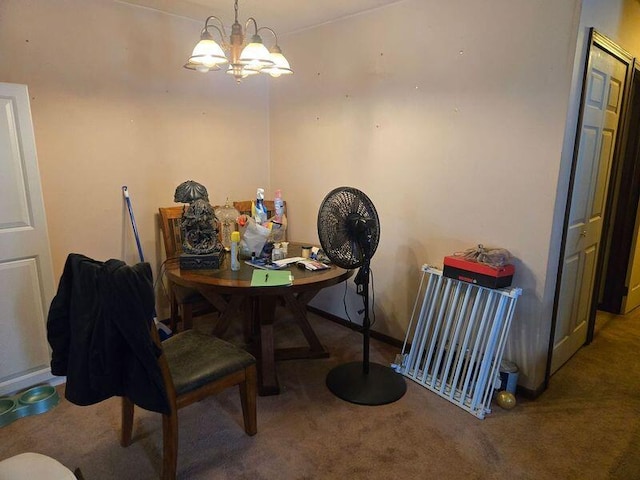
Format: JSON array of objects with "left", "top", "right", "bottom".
[{"left": 165, "top": 246, "right": 353, "bottom": 395}]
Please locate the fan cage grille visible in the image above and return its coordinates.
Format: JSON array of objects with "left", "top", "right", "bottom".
[{"left": 317, "top": 187, "right": 380, "bottom": 269}]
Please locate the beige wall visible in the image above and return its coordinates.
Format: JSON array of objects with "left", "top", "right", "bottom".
[
  {"left": 4, "top": 0, "right": 640, "bottom": 393},
  {"left": 270, "top": 0, "right": 583, "bottom": 391},
  {"left": 0, "top": 0, "right": 270, "bottom": 314},
  {"left": 619, "top": 0, "right": 640, "bottom": 54}
]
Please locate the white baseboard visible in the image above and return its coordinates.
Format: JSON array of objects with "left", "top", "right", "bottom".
[{"left": 0, "top": 368, "right": 64, "bottom": 397}]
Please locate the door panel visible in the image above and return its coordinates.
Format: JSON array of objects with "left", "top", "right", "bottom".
[
  {"left": 0, "top": 83, "right": 56, "bottom": 395},
  {"left": 0, "top": 98, "right": 30, "bottom": 228},
  {"left": 0, "top": 259, "right": 50, "bottom": 380},
  {"left": 552, "top": 44, "right": 628, "bottom": 374}
]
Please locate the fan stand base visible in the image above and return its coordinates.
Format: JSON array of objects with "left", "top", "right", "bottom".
[{"left": 326, "top": 361, "right": 407, "bottom": 406}]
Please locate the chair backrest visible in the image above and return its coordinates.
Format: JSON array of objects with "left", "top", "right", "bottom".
[
  {"left": 233, "top": 200, "right": 278, "bottom": 219},
  {"left": 233, "top": 200, "right": 289, "bottom": 224},
  {"left": 148, "top": 313, "right": 178, "bottom": 401},
  {"left": 158, "top": 206, "right": 186, "bottom": 259}
]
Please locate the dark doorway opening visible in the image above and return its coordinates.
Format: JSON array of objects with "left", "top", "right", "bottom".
[{"left": 597, "top": 63, "right": 640, "bottom": 325}]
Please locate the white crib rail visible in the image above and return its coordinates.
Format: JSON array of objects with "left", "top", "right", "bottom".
[{"left": 396, "top": 265, "right": 521, "bottom": 419}]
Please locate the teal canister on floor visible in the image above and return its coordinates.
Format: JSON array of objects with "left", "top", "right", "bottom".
[{"left": 499, "top": 360, "right": 519, "bottom": 394}]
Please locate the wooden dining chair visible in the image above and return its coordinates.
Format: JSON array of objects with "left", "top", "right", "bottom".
[
  {"left": 158, "top": 206, "right": 216, "bottom": 331},
  {"left": 121, "top": 288, "right": 257, "bottom": 480}
]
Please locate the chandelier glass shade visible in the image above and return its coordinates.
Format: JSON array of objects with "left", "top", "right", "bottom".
[{"left": 184, "top": 0, "right": 293, "bottom": 82}]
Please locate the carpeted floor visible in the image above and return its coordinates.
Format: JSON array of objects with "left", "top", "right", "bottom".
[{"left": 1, "top": 307, "right": 639, "bottom": 479}]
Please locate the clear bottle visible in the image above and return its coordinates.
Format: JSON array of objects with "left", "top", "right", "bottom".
[
  {"left": 215, "top": 197, "right": 240, "bottom": 252},
  {"left": 230, "top": 231, "right": 241, "bottom": 271},
  {"left": 272, "top": 189, "right": 287, "bottom": 243}
]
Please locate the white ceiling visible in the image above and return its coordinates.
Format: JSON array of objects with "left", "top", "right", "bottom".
[{"left": 119, "top": 0, "right": 405, "bottom": 34}]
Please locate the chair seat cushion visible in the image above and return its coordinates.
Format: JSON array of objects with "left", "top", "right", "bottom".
[{"left": 162, "top": 330, "right": 255, "bottom": 396}]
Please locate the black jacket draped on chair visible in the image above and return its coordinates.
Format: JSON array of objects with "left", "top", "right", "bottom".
[{"left": 47, "top": 253, "right": 169, "bottom": 414}]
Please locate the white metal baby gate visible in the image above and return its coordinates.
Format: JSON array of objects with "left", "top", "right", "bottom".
[{"left": 394, "top": 265, "right": 521, "bottom": 419}]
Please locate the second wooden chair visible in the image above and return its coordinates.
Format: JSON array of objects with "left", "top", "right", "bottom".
[{"left": 158, "top": 206, "right": 215, "bottom": 331}]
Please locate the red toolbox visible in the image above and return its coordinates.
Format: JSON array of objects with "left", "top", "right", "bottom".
[{"left": 443, "top": 255, "right": 514, "bottom": 289}]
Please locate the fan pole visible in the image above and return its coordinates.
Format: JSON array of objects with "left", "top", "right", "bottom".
[
  {"left": 360, "top": 260, "right": 371, "bottom": 375},
  {"left": 326, "top": 254, "right": 407, "bottom": 406}
]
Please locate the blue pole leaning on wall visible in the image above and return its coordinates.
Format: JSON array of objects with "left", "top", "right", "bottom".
[
  {"left": 122, "top": 186, "right": 145, "bottom": 262},
  {"left": 122, "top": 185, "right": 172, "bottom": 339}
]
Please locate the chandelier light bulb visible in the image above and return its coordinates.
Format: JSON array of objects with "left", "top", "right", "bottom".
[
  {"left": 239, "top": 35, "right": 274, "bottom": 69},
  {"left": 190, "top": 38, "right": 227, "bottom": 67},
  {"left": 262, "top": 46, "right": 293, "bottom": 77}
]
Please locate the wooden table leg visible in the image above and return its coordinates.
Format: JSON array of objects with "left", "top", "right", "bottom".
[
  {"left": 278, "top": 290, "right": 329, "bottom": 360},
  {"left": 196, "top": 288, "right": 243, "bottom": 338},
  {"left": 256, "top": 296, "right": 279, "bottom": 396}
]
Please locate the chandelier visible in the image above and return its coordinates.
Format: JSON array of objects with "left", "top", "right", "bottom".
[{"left": 184, "top": 0, "right": 293, "bottom": 83}]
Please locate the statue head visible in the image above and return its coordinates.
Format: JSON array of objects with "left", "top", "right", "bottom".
[{"left": 174, "top": 180, "right": 209, "bottom": 204}]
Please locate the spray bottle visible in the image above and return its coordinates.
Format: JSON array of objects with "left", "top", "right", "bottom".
[
  {"left": 274, "top": 189, "right": 284, "bottom": 223},
  {"left": 255, "top": 188, "right": 268, "bottom": 225},
  {"left": 272, "top": 189, "right": 286, "bottom": 242}
]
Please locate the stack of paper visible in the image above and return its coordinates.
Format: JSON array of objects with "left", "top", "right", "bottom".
[
  {"left": 250, "top": 270, "right": 293, "bottom": 287},
  {"left": 296, "top": 259, "right": 330, "bottom": 271},
  {"left": 245, "top": 257, "right": 305, "bottom": 270}
]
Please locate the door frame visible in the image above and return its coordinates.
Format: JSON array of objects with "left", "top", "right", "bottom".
[{"left": 545, "top": 29, "right": 635, "bottom": 385}]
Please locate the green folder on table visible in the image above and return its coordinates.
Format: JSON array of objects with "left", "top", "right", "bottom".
[{"left": 251, "top": 270, "right": 293, "bottom": 287}]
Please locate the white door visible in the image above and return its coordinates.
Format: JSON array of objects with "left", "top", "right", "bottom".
[
  {"left": 0, "top": 83, "right": 56, "bottom": 395},
  {"left": 552, "top": 45, "right": 627, "bottom": 373}
]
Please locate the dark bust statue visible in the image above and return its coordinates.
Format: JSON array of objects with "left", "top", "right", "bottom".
[{"left": 174, "top": 180, "right": 221, "bottom": 256}]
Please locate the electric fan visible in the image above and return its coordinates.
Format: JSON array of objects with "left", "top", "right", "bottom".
[{"left": 317, "top": 187, "right": 407, "bottom": 405}]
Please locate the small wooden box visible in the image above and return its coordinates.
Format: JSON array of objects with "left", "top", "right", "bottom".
[{"left": 179, "top": 251, "right": 223, "bottom": 270}]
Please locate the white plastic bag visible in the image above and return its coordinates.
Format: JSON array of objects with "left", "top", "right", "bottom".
[
  {"left": 455, "top": 244, "right": 512, "bottom": 267},
  {"left": 239, "top": 217, "right": 271, "bottom": 258}
]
